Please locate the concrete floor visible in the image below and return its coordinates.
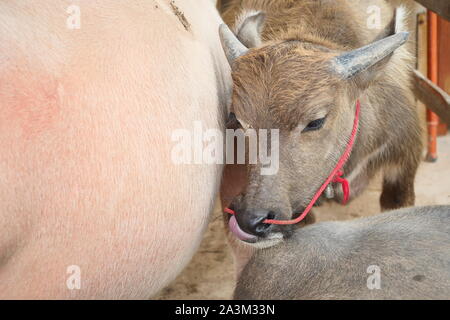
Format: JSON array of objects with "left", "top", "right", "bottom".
[{"left": 155, "top": 134, "right": 450, "bottom": 300}]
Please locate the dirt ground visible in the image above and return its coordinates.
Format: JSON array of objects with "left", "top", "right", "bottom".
[{"left": 155, "top": 134, "right": 450, "bottom": 300}]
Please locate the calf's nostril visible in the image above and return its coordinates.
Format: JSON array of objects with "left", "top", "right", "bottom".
[
  {"left": 254, "top": 222, "right": 270, "bottom": 234},
  {"left": 247, "top": 209, "right": 276, "bottom": 236}
]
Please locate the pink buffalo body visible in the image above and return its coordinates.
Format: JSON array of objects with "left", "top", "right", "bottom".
[{"left": 0, "top": 0, "right": 230, "bottom": 298}]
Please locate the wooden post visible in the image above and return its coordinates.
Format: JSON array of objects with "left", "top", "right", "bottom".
[
  {"left": 437, "top": 15, "right": 449, "bottom": 135},
  {"left": 425, "top": 10, "right": 439, "bottom": 162}
]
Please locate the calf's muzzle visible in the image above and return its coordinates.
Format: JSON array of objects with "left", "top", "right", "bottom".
[{"left": 235, "top": 208, "right": 276, "bottom": 237}]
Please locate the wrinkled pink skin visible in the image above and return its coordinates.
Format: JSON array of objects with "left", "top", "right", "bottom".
[{"left": 0, "top": 0, "right": 230, "bottom": 299}]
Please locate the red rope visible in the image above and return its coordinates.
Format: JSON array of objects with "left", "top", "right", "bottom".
[{"left": 225, "top": 100, "right": 361, "bottom": 225}]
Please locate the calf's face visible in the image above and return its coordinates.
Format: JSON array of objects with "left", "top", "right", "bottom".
[
  {"left": 219, "top": 11, "right": 409, "bottom": 245},
  {"left": 227, "top": 43, "right": 356, "bottom": 244}
]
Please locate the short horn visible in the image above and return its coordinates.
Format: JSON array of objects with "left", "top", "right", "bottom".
[
  {"left": 331, "top": 32, "right": 409, "bottom": 79},
  {"left": 219, "top": 24, "right": 249, "bottom": 65}
]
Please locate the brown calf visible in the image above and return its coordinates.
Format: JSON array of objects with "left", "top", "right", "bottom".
[{"left": 219, "top": 1, "right": 422, "bottom": 246}]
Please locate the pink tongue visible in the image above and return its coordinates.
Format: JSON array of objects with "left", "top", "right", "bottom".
[{"left": 228, "top": 216, "right": 257, "bottom": 241}]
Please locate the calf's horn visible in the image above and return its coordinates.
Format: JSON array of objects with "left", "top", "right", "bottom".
[
  {"left": 331, "top": 32, "right": 409, "bottom": 79},
  {"left": 219, "top": 24, "right": 249, "bottom": 65}
]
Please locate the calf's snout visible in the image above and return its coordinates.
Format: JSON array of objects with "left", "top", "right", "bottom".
[{"left": 235, "top": 209, "right": 276, "bottom": 237}]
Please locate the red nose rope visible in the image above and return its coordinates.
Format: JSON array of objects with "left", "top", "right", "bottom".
[{"left": 224, "top": 99, "right": 361, "bottom": 225}]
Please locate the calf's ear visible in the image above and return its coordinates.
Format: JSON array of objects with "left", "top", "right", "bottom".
[
  {"left": 234, "top": 11, "right": 266, "bottom": 48},
  {"left": 330, "top": 7, "right": 409, "bottom": 88},
  {"left": 373, "top": 6, "right": 408, "bottom": 41}
]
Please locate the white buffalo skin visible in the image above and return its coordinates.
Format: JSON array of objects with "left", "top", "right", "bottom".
[{"left": 0, "top": 0, "right": 230, "bottom": 299}]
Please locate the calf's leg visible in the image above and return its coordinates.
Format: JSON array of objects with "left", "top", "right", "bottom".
[{"left": 380, "top": 159, "right": 419, "bottom": 210}]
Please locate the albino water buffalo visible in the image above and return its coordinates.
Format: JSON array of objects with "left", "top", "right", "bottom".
[{"left": 0, "top": 0, "right": 230, "bottom": 298}]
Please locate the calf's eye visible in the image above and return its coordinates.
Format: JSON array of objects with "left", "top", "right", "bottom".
[{"left": 302, "top": 117, "right": 326, "bottom": 133}]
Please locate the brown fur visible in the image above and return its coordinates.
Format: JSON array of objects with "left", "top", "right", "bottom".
[{"left": 221, "top": 0, "right": 422, "bottom": 241}]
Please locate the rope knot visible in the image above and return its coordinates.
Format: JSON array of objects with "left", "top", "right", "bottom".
[{"left": 332, "top": 170, "right": 350, "bottom": 204}]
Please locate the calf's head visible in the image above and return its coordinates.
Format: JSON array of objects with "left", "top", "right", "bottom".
[{"left": 220, "top": 12, "right": 409, "bottom": 245}]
